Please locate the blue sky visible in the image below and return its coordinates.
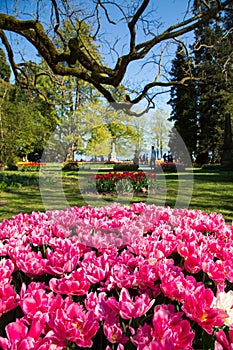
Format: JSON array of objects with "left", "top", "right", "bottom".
[
  {"left": 91, "top": 1, "right": 194, "bottom": 111},
  {"left": 0, "top": 1, "right": 196, "bottom": 156},
  {"left": 0, "top": 1, "right": 195, "bottom": 112}
]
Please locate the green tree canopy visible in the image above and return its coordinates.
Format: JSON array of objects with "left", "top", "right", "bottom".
[
  {"left": 0, "top": 79, "right": 57, "bottom": 165},
  {"left": 0, "top": 48, "right": 11, "bottom": 82}
]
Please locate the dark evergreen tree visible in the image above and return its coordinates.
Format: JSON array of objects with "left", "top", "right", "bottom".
[
  {"left": 193, "top": 2, "right": 231, "bottom": 164},
  {"left": 167, "top": 44, "right": 198, "bottom": 162},
  {"left": 222, "top": 2, "right": 233, "bottom": 114}
]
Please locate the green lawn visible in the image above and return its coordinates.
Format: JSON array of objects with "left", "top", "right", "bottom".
[{"left": 0, "top": 168, "right": 233, "bottom": 223}]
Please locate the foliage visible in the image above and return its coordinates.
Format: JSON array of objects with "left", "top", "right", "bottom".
[
  {"left": 157, "top": 162, "right": 185, "bottom": 173},
  {"left": 168, "top": 44, "right": 198, "bottom": 161},
  {"left": 90, "top": 171, "right": 157, "bottom": 194},
  {"left": 17, "top": 162, "right": 46, "bottom": 172},
  {"left": 0, "top": 172, "right": 39, "bottom": 191},
  {"left": 113, "top": 164, "right": 139, "bottom": 172},
  {"left": 46, "top": 98, "right": 138, "bottom": 162},
  {"left": 0, "top": 48, "right": 11, "bottom": 82},
  {"left": 149, "top": 109, "right": 172, "bottom": 160},
  {"left": 193, "top": 4, "right": 233, "bottom": 165},
  {"left": 166, "top": 3, "right": 233, "bottom": 166},
  {"left": 0, "top": 1, "right": 231, "bottom": 112},
  {"left": 62, "top": 161, "right": 79, "bottom": 172},
  {"left": 5, "top": 164, "right": 18, "bottom": 171},
  {"left": 36, "top": 20, "right": 103, "bottom": 162},
  {"left": 201, "top": 163, "right": 221, "bottom": 171},
  {"left": 0, "top": 74, "right": 58, "bottom": 165},
  {"left": 85, "top": 104, "right": 139, "bottom": 158},
  {"left": 0, "top": 203, "right": 233, "bottom": 348}
]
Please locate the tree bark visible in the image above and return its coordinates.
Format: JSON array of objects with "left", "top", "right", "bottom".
[{"left": 220, "top": 112, "right": 233, "bottom": 171}]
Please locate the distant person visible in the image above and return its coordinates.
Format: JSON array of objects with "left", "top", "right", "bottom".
[
  {"left": 168, "top": 152, "right": 173, "bottom": 162},
  {"left": 142, "top": 153, "right": 146, "bottom": 164},
  {"left": 163, "top": 153, "right": 167, "bottom": 162},
  {"left": 150, "top": 145, "right": 156, "bottom": 169}
]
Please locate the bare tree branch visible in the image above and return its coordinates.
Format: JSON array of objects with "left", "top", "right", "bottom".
[
  {"left": 0, "top": 0, "right": 232, "bottom": 113},
  {"left": 128, "top": 0, "right": 150, "bottom": 52}
]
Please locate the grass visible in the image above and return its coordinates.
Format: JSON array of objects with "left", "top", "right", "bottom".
[
  {"left": 166, "top": 170, "right": 233, "bottom": 222},
  {"left": 0, "top": 167, "right": 233, "bottom": 223}
]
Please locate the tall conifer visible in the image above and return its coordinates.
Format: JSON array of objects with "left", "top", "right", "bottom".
[
  {"left": 168, "top": 44, "right": 198, "bottom": 161},
  {"left": 193, "top": 0, "right": 232, "bottom": 164}
]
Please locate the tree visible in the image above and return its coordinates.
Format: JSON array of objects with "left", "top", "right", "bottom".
[
  {"left": 168, "top": 44, "right": 198, "bottom": 161},
  {"left": 85, "top": 103, "right": 138, "bottom": 159},
  {"left": 43, "top": 74, "right": 101, "bottom": 162},
  {"left": 0, "top": 48, "right": 10, "bottom": 82},
  {"left": 0, "top": 0, "right": 232, "bottom": 115},
  {"left": 0, "top": 52, "right": 12, "bottom": 164},
  {"left": 193, "top": 4, "right": 232, "bottom": 164},
  {"left": 34, "top": 19, "right": 107, "bottom": 161},
  {"left": 222, "top": 1, "right": 233, "bottom": 116},
  {"left": 152, "top": 110, "right": 172, "bottom": 160},
  {"left": 0, "top": 77, "right": 57, "bottom": 165}
]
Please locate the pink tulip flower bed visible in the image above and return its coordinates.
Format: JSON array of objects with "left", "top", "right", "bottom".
[{"left": 0, "top": 202, "right": 233, "bottom": 349}]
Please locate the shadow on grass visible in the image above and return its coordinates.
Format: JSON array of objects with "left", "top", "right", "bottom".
[
  {"left": 0, "top": 188, "right": 44, "bottom": 220},
  {"left": 193, "top": 169, "right": 233, "bottom": 182},
  {"left": 1, "top": 169, "right": 233, "bottom": 223}
]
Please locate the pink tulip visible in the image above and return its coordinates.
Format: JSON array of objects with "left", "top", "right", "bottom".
[
  {"left": 49, "top": 302, "right": 99, "bottom": 347},
  {"left": 85, "top": 291, "right": 110, "bottom": 320},
  {"left": 49, "top": 268, "right": 90, "bottom": 295},
  {"left": 215, "top": 329, "right": 233, "bottom": 350},
  {"left": 45, "top": 247, "right": 79, "bottom": 276},
  {"left": 0, "top": 259, "right": 15, "bottom": 284},
  {"left": 103, "top": 310, "right": 128, "bottom": 344},
  {"left": 45, "top": 238, "right": 86, "bottom": 275},
  {"left": 131, "top": 323, "right": 152, "bottom": 349},
  {"left": 107, "top": 287, "right": 155, "bottom": 319},
  {"left": 182, "top": 284, "right": 228, "bottom": 334},
  {"left": 9, "top": 247, "right": 46, "bottom": 277},
  {"left": 81, "top": 253, "right": 110, "bottom": 284},
  {"left": 0, "top": 318, "right": 44, "bottom": 350},
  {"left": 0, "top": 284, "right": 18, "bottom": 315},
  {"left": 151, "top": 304, "right": 194, "bottom": 349}
]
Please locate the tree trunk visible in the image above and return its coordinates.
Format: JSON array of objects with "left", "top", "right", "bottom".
[
  {"left": 220, "top": 112, "right": 233, "bottom": 171},
  {"left": 65, "top": 144, "right": 75, "bottom": 162}
]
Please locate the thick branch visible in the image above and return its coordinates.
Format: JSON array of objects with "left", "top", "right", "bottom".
[
  {"left": 0, "top": 29, "right": 20, "bottom": 81},
  {"left": 128, "top": 0, "right": 150, "bottom": 52},
  {"left": 0, "top": 0, "right": 232, "bottom": 112}
]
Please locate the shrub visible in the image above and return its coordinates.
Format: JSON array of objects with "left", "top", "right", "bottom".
[
  {"left": 201, "top": 163, "right": 220, "bottom": 171},
  {"left": 157, "top": 161, "right": 185, "bottom": 172},
  {"left": 0, "top": 172, "right": 39, "bottom": 190},
  {"left": 113, "top": 163, "right": 139, "bottom": 171},
  {"left": 6, "top": 164, "right": 18, "bottom": 171},
  {"left": 62, "top": 161, "right": 79, "bottom": 171}
]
